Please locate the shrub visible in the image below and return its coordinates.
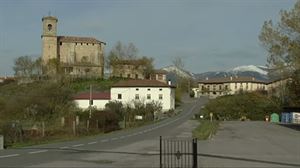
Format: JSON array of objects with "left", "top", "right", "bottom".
[{"left": 202, "top": 92, "right": 281, "bottom": 121}]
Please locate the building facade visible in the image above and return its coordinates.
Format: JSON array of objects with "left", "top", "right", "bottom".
[
  {"left": 150, "top": 69, "right": 168, "bottom": 83},
  {"left": 111, "top": 80, "right": 176, "bottom": 111},
  {"left": 111, "top": 59, "right": 148, "bottom": 79},
  {"left": 195, "top": 76, "right": 267, "bottom": 98},
  {"left": 41, "top": 16, "right": 105, "bottom": 77}
]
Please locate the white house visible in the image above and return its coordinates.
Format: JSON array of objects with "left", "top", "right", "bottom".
[
  {"left": 74, "top": 92, "right": 110, "bottom": 110},
  {"left": 111, "top": 79, "right": 176, "bottom": 111}
]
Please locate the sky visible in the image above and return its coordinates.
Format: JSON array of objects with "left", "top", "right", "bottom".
[{"left": 0, "top": 0, "right": 296, "bottom": 76}]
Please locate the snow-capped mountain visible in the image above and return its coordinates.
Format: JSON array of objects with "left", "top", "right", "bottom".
[
  {"left": 162, "top": 65, "right": 194, "bottom": 79},
  {"left": 231, "top": 65, "right": 268, "bottom": 75},
  {"left": 194, "top": 65, "right": 270, "bottom": 81}
]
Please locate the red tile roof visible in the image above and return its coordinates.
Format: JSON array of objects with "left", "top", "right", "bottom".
[
  {"left": 73, "top": 92, "right": 110, "bottom": 100},
  {"left": 58, "top": 36, "right": 106, "bottom": 44},
  {"left": 112, "top": 79, "right": 175, "bottom": 88},
  {"left": 199, "top": 76, "right": 266, "bottom": 84}
]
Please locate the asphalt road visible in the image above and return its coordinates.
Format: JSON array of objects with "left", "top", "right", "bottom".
[
  {"left": 198, "top": 121, "right": 300, "bottom": 168},
  {"left": 0, "top": 96, "right": 207, "bottom": 167}
]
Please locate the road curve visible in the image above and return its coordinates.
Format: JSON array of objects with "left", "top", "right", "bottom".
[{"left": 0, "top": 97, "right": 207, "bottom": 167}]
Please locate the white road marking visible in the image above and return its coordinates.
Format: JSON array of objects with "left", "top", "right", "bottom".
[
  {"left": 29, "top": 150, "right": 48, "bottom": 154},
  {"left": 72, "top": 144, "right": 84, "bottom": 147},
  {"left": 0, "top": 154, "right": 20, "bottom": 158},
  {"left": 101, "top": 139, "right": 108, "bottom": 142},
  {"left": 111, "top": 137, "right": 118, "bottom": 141},
  {"left": 87, "top": 141, "right": 97, "bottom": 145}
]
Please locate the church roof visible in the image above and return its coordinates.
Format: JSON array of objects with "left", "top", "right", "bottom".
[
  {"left": 58, "top": 36, "right": 106, "bottom": 45},
  {"left": 42, "top": 16, "right": 58, "bottom": 21}
]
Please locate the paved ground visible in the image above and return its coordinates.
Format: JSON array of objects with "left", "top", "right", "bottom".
[{"left": 198, "top": 121, "right": 300, "bottom": 167}]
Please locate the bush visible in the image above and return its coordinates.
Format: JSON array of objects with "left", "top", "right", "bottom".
[{"left": 202, "top": 92, "right": 281, "bottom": 121}]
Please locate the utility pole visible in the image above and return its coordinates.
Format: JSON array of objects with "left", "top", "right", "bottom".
[{"left": 87, "top": 84, "right": 92, "bottom": 130}]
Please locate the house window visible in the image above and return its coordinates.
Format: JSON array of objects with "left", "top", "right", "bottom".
[
  {"left": 148, "top": 88, "right": 151, "bottom": 91},
  {"left": 92, "top": 43, "right": 94, "bottom": 46},
  {"left": 147, "top": 94, "right": 151, "bottom": 100},
  {"left": 159, "top": 88, "right": 162, "bottom": 91},
  {"left": 135, "top": 94, "right": 139, "bottom": 100},
  {"left": 75, "top": 43, "right": 77, "bottom": 45},
  {"left": 159, "top": 94, "right": 163, "bottom": 100},
  {"left": 136, "top": 88, "right": 139, "bottom": 91},
  {"left": 60, "top": 42, "right": 62, "bottom": 45},
  {"left": 135, "top": 74, "right": 138, "bottom": 79},
  {"left": 118, "top": 94, "right": 122, "bottom": 99},
  {"left": 219, "top": 85, "right": 222, "bottom": 90},
  {"left": 127, "top": 74, "right": 131, "bottom": 78},
  {"left": 87, "top": 43, "right": 88, "bottom": 45},
  {"left": 235, "top": 83, "right": 237, "bottom": 89},
  {"left": 81, "top": 43, "right": 83, "bottom": 45},
  {"left": 225, "top": 85, "right": 228, "bottom": 90}
]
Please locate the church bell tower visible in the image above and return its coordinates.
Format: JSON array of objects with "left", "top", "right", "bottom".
[{"left": 41, "top": 15, "right": 58, "bottom": 66}]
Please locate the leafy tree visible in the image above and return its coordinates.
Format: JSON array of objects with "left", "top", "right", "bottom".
[
  {"left": 259, "top": 1, "right": 300, "bottom": 75},
  {"left": 259, "top": 0, "right": 300, "bottom": 105}
]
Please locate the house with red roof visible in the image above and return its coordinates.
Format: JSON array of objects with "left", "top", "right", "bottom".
[
  {"left": 73, "top": 79, "right": 176, "bottom": 111},
  {"left": 74, "top": 92, "right": 110, "bottom": 110}
]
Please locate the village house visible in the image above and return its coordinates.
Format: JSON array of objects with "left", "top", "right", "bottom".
[
  {"left": 150, "top": 69, "right": 168, "bottom": 83},
  {"left": 73, "top": 92, "right": 110, "bottom": 110},
  {"left": 195, "top": 76, "right": 267, "bottom": 98},
  {"left": 41, "top": 15, "right": 106, "bottom": 77},
  {"left": 111, "top": 80, "right": 176, "bottom": 111},
  {"left": 74, "top": 79, "right": 176, "bottom": 111},
  {"left": 110, "top": 59, "right": 148, "bottom": 79}
]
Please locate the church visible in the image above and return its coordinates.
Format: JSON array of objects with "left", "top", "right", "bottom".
[{"left": 41, "top": 15, "right": 106, "bottom": 78}]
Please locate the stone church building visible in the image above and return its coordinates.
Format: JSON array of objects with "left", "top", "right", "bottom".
[{"left": 41, "top": 15, "right": 105, "bottom": 77}]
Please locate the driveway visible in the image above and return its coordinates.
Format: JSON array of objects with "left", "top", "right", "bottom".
[{"left": 198, "top": 121, "right": 300, "bottom": 167}]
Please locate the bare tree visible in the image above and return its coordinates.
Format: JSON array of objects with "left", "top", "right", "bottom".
[{"left": 172, "top": 56, "right": 185, "bottom": 69}]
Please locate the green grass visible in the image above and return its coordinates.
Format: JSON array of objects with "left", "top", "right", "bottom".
[
  {"left": 69, "top": 78, "right": 121, "bottom": 92},
  {"left": 192, "top": 120, "right": 220, "bottom": 140}
]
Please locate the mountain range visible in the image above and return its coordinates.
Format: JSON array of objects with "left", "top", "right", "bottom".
[{"left": 162, "top": 65, "right": 270, "bottom": 82}]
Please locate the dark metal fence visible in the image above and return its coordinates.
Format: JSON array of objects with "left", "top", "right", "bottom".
[{"left": 160, "top": 136, "right": 198, "bottom": 168}]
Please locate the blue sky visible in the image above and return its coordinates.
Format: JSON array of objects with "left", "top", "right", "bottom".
[{"left": 0, "top": 0, "right": 296, "bottom": 76}]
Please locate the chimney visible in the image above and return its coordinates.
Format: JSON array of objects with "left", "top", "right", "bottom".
[
  {"left": 168, "top": 80, "right": 172, "bottom": 86},
  {"left": 230, "top": 76, "right": 233, "bottom": 81},
  {"left": 252, "top": 77, "right": 255, "bottom": 81},
  {"left": 206, "top": 77, "right": 208, "bottom": 80}
]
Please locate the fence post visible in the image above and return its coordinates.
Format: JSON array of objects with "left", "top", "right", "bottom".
[
  {"left": 72, "top": 120, "right": 76, "bottom": 136},
  {"left": 160, "top": 136, "right": 162, "bottom": 168},
  {"left": 192, "top": 138, "right": 198, "bottom": 168},
  {"left": 0, "top": 135, "right": 3, "bottom": 150}
]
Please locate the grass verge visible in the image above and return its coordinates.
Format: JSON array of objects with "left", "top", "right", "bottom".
[{"left": 192, "top": 120, "right": 219, "bottom": 140}]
